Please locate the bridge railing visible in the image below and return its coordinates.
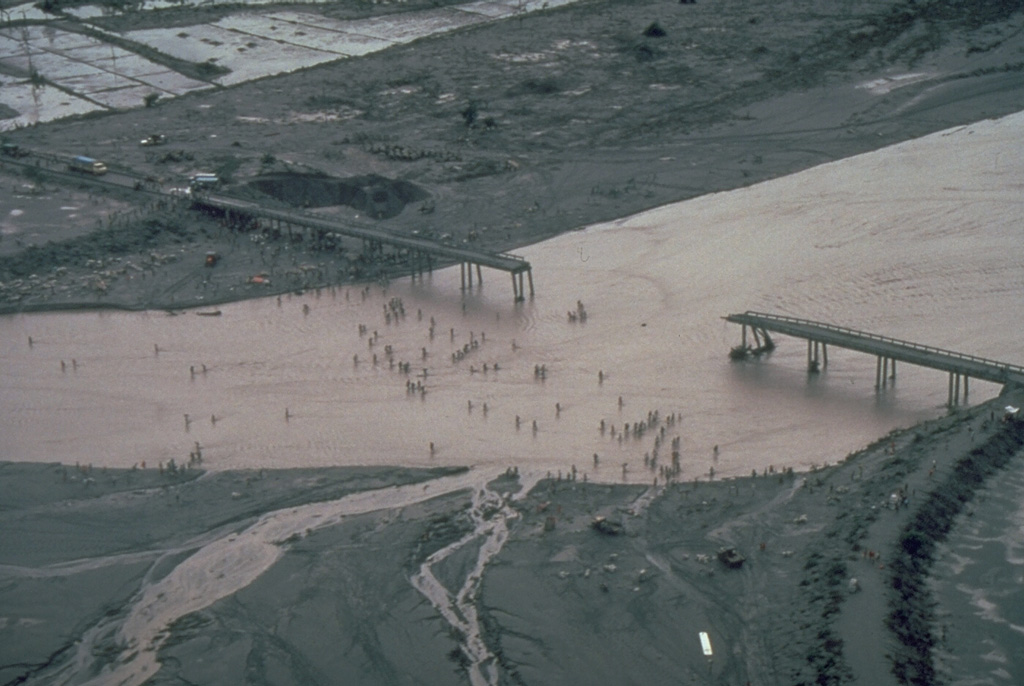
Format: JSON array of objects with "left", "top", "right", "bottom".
[
  {"left": 497, "top": 252, "right": 528, "bottom": 263},
  {"left": 200, "top": 194, "right": 529, "bottom": 267},
  {"left": 737, "top": 311, "right": 1024, "bottom": 376}
]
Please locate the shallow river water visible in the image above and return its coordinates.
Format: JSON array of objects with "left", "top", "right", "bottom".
[{"left": 2, "top": 112, "right": 1023, "bottom": 483}]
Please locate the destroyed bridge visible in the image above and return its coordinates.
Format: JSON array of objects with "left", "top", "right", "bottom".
[
  {"left": 194, "top": 193, "right": 535, "bottom": 302},
  {"left": 724, "top": 311, "right": 1024, "bottom": 406}
]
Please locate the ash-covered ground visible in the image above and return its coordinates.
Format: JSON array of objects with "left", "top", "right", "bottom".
[
  {"left": 3, "top": 0, "right": 1024, "bottom": 312},
  {"left": 3, "top": 1, "right": 1024, "bottom": 685},
  {"left": 3, "top": 391, "right": 1022, "bottom": 685}
]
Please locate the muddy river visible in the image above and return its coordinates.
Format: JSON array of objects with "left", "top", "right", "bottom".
[{"left": 2, "top": 112, "right": 1022, "bottom": 482}]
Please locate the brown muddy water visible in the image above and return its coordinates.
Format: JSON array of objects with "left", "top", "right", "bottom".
[{"left": 2, "top": 113, "right": 1022, "bottom": 482}]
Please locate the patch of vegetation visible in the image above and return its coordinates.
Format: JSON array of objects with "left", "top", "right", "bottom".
[
  {"left": 21, "top": 165, "right": 45, "bottom": 184},
  {"left": 194, "top": 60, "right": 229, "bottom": 78},
  {"left": 407, "top": 506, "right": 474, "bottom": 568},
  {"left": 0, "top": 215, "right": 196, "bottom": 279},
  {"left": 211, "top": 155, "right": 242, "bottom": 183},
  {"left": 28, "top": 68, "right": 47, "bottom": 88},
  {"left": 633, "top": 43, "right": 659, "bottom": 63},
  {"left": 506, "top": 77, "right": 562, "bottom": 96},
  {"left": 643, "top": 22, "right": 666, "bottom": 38},
  {"left": 461, "top": 102, "right": 478, "bottom": 127}
]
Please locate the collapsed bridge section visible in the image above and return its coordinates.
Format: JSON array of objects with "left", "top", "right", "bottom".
[
  {"left": 724, "top": 311, "right": 1024, "bottom": 406},
  {"left": 193, "top": 193, "right": 534, "bottom": 302}
]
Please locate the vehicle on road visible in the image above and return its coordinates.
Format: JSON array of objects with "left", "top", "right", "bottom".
[
  {"left": 68, "top": 156, "right": 108, "bottom": 175},
  {"left": 140, "top": 134, "right": 167, "bottom": 146},
  {"left": 189, "top": 173, "right": 220, "bottom": 190},
  {"left": 1, "top": 142, "right": 29, "bottom": 158},
  {"left": 717, "top": 547, "right": 746, "bottom": 569}
]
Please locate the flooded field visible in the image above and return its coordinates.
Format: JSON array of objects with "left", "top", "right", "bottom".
[
  {"left": 0, "top": 0, "right": 585, "bottom": 128},
  {"left": 3, "top": 111, "right": 1022, "bottom": 482}
]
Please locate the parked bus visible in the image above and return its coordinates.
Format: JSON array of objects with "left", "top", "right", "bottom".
[
  {"left": 68, "top": 156, "right": 108, "bottom": 175},
  {"left": 189, "top": 173, "right": 220, "bottom": 190}
]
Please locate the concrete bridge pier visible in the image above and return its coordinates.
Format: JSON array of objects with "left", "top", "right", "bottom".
[
  {"left": 875, "top": 356, "right": 897, "bottom": 389},
  {"left": 737, "top": 325, "right": 775, "bottom": 356},
  {"left": 807, "top": 340, "right": 828, "bottom": 372},
  {"left": 948, "top": 372, "right": 969, "bottom": 406},
  {"left": 460, "top": 262, "right": 484, "bottom": 290},
  {"left": 510, "top": 269, "right": 533, "bottom": 302}
]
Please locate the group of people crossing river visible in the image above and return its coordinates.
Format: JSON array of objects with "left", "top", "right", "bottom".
[
  {"left": 147, "top": 284, "right": 724, "bottom": 483},
  {"left": 349, "top": 291, "right": 712, "bottom": 484}
]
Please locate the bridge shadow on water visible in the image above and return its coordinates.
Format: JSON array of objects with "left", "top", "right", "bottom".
[{"left": 724, "top": 351, "right": 973, "bottom": 420}]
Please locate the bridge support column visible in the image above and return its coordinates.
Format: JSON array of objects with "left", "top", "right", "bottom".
[
  {"left": 476, "top": 264, "right": 483, "bottom": 285},
  {"left": 948, "top": 372, "right": 969, "bottom": 406},
  {"left": 876, "top": 357, "right": 895, "bottom": 389},
  {"left": 527, "top": 269, "right": 534, "bottom": 298},
  {"left": 807, "top": 340, "right": 825, "bottom": 372},
  {"left": 511, "top": 271, "right": 519, "bottom": 301},
  {"left": 461, "top": 263, "right": 466, "bottom": 291},
  {"left": 517, "top": 272, "right": 525, "bottom": 302},
  {"left": 741, "top": 325, "right": 747, "bottom": 349}
]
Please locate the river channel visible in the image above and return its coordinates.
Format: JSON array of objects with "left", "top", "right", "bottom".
[{"left": 2, "top": 112, "right": 1022, "bottom": 483}]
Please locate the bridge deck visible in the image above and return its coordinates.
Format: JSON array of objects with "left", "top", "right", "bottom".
[
  {"left": 724, "top": 311, "right": 1024, "bottom": 387},
  {"left": 197, "top": 194, "right": 532, "bottom": 274}
]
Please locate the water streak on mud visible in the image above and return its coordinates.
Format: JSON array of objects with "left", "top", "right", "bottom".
[
  {"left": 410, "top": 470, "right": 543, "bottom": 686},
  {"left": 27, "top": 469, "right": 487, "bottom": 686}
]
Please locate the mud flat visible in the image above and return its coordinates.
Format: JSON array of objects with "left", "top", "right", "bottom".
[{"left": 3, "top": 388, "right": 1022, "bottom": 685}]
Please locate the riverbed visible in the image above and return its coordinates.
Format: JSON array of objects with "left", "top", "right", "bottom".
[{"left": 2, "top": 111, "right": 1022, "bottom": 482}]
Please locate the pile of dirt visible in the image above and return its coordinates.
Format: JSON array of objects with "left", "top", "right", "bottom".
[{"left": 248, "top": 172, "right": 429, "bottom": 219}]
